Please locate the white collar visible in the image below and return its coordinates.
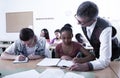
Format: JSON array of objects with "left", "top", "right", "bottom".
[{"left": 87, "top": 20, "right": 97, "bottom": 30}]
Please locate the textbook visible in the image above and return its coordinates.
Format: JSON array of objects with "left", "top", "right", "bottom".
[
  {"left": 3, "top": 69, "right": 85, "bottom": 78},
  {"left": 37, "top": 58, "right": 74, "bottom": 67},
  {"left": 13, "top": 57, "right": 29, "bottom": 64},
  {"left": 39, "top": 68, "right": 85, "bottom": 78}
]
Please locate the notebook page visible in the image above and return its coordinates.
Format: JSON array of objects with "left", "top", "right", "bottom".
[
  {"left": 37, "top": 58, "right": 60, "bottom": 66},
  {"left": 57, "top": 59, "right": 74, "bottom": 67},
  {"left": 13, "top": 57, "right": 29, "bottom": 64},
  {"left": 39, "top": 68, "right": 64, "bottom": 78}
]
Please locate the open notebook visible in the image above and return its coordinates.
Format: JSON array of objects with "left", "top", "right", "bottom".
[
  {"left": 37, "top": 58, "right": 74, "bottom": 67},
  {"left": 3, "top": 69, "right": 85, "bottom": 78},
  {"left": 13, "top": 57, "right": 29, "bottom": 64}
]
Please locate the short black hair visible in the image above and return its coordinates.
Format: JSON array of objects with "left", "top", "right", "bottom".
[
  {"left": 75, "top": 33, "right": 84, "bottom": 43},
  {"left": 19, "top": 28, "right": 34, "bottom": 41},
  {"left": 112, "top": 26, "right": 117, "bottom": 37},
  {"left": 54, "top": 29, "right": 60, "bottom": 33},
  {"left": 77, "top": 1, "right": 98, "bottom": 19},
  {"left": 60, "top": 23, "right": 73, "bottom": 34}
]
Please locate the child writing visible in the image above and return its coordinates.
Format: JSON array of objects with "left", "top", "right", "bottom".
[{"left": 55, "top": 23, "right": 95, "bottom": 63}]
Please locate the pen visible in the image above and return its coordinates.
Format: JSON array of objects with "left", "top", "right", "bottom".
[{"left": 60, "top": 66, "right": 67, "bottom": 69}]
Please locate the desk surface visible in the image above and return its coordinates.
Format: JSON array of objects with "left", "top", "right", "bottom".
[
  {"left": 0, "top": 58, "right": 41, "bottom": 76},
  {"left": 110, "top": 61, "right": 120, "bottom": 78},
  {"left": 0, "top": 44, "right": 11, "bottom": 48},
  {"left": 0, "top": 40, "right": 14, "bottom": 42},
  {"left": 0, "top": 58, "right": 118, "bottom": 78}
]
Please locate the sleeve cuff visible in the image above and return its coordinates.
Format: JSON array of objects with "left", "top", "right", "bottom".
[{"left": 88, "top": 62, "right": 93, "bottom": 71}]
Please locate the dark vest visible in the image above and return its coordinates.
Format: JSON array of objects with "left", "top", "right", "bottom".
[{"left": 82, "top": 17, "right": 120, "bottom": 60}]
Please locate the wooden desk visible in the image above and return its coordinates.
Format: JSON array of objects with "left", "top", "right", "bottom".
[
  {"left": 93, "top": 67, "right": 118, "bottom": 78},
  {"left": 0, "top": 58, "right": 42, "bottom": 77},
  {"left": 0, "top": 40, "right": 14, "bottom": 44},
  {"left": 0, "top": 44, "right": 11, "bottom": 52},
  {"left": 0, "top": 39, "right": 14, "bottom": 47},
  {"left": 109, "top": 61, "right": 120, "bottom": 78},
  {"left": 0, "top": 44, "right": 11, "bottom": 48},
  {"left": 0, "top": 58, "right": 118, "bottom": 78}
]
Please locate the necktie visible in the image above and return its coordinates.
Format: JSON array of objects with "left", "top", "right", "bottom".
[{"left": 87, "top": 29, "right": 91, "bottom": 39}]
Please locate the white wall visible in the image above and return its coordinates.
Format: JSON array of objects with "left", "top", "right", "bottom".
[{"left": 0, "top": 0, "right": 120, "bottom": 41}]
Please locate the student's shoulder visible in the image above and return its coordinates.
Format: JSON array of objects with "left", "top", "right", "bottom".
[
  {"left": 14, "top": 39, "right": 23, "bottom": 45},
  {"left": 72, "top": 41, "right": 82, "bottom": 48},
  {"left": 38, "top": 37, "right": 46, "bottom": 42},
  {"left": 56, "top": 43, "right": 62, "bottom": 48},
  {"left": 39, "top": 36, "right": 45, "bottom": 40}
]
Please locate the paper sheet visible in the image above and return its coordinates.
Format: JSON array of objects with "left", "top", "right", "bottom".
[{"left": 3, "top": 70, "right": 40, "bottom": 78}]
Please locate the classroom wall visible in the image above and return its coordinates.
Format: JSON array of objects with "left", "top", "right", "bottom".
[{"left": 0, "top": 0, "right": 120, "bottom": 41}]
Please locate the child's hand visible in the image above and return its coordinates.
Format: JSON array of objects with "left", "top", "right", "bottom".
[
  {"left": 16, "top": 55, "right": 26, "bottom": 61},
  {"left": 72, "top": 57, "right": 79, "bottom": 63}
]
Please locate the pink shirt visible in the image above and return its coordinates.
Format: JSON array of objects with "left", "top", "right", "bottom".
[{"left": 55, "top": 41, "right": 82, "bottom": 58}]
